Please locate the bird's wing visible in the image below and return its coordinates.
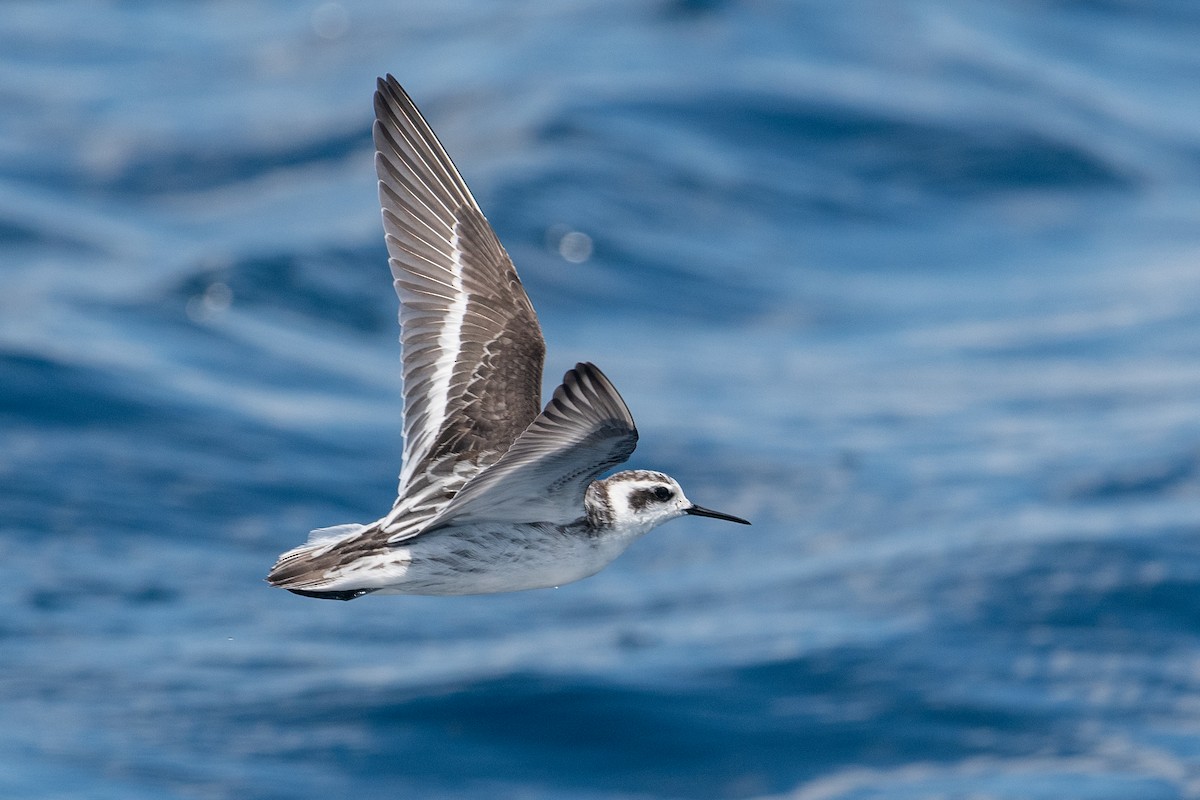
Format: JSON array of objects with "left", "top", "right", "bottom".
[
  {"left": 373, "top": 75, "right": 546, "bottom": 522},
  {"left": 413, "top": 363, "right": 638, "bottom": 534}
]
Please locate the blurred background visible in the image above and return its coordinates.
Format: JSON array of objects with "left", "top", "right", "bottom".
[{"left": 4, "top": 1, "right": 1200, "bottom": 798}]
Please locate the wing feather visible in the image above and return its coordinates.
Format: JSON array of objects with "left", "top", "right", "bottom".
[
  {"left": 416, "top": 363, "right": 638, "bottom": 532},
  {"left": 373, "top": 76, "right": 546, "bottom": 517}
]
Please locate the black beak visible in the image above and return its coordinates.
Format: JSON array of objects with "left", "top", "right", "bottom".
[{"left": 685, "top": 504, "right": 751, "bottom": 525}]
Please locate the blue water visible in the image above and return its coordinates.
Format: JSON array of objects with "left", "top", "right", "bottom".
[{"left": 5, "top": 1, "right": 1200, "bottom": 797}]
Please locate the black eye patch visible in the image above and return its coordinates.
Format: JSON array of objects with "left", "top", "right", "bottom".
[{"left": 630, "top": 486, "right": 673, "bottom": 510}]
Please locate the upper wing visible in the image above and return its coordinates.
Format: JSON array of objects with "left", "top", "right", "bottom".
[
  {"left": 373, "top": 76, "right": 546, "bottom": 507},
  {"left": 418, "top": 363, "right": 638, "bottom": 532}
]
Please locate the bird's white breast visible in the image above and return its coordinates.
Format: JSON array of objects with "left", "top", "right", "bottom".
[{"left": 373, "top": 522, "right": 634, "bottom": 596}]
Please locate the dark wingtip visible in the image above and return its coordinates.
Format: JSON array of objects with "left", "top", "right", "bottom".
[
  {"left": 561, "top": 362, "right": 637, "bottom": 433},
  {"left": 285, "top": 587, "right": 377, "bottom": 601},
  {"left": 374, "top": 74, "right": 410, "bottom": 115}
]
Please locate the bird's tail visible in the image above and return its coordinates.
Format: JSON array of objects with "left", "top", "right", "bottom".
[{"left": 266, "top": 523, "right": 379, "bottom": 601}]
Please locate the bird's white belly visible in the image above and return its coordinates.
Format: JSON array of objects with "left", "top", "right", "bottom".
[{"left": 373, "top": 523, "right": 619, "bottom": 596}]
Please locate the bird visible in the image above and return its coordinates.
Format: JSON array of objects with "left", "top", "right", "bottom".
[{"left": 266, "top": 76, "right": 749, "bottom": 600}]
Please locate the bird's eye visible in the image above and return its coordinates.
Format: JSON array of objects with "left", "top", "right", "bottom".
[{"left": 653, "top": 486, "right": 673, "bottom": 501}]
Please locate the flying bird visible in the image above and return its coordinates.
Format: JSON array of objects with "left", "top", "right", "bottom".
[{"left": 267, "top": 76, "right": 748, "bottom": 599}]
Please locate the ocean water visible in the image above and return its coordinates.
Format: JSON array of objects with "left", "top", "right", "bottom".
[{"left": 4, "top": 1, "right": 1200, "bottom": 797}]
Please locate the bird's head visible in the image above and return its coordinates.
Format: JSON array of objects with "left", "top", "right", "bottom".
[{"left": 586, "top": 470, "right": 750, "bottom": 535}]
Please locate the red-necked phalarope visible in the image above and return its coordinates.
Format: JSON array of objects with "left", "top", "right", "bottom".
[{"left": 267, "top": 76, "right": 748, "bottom": 600}]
